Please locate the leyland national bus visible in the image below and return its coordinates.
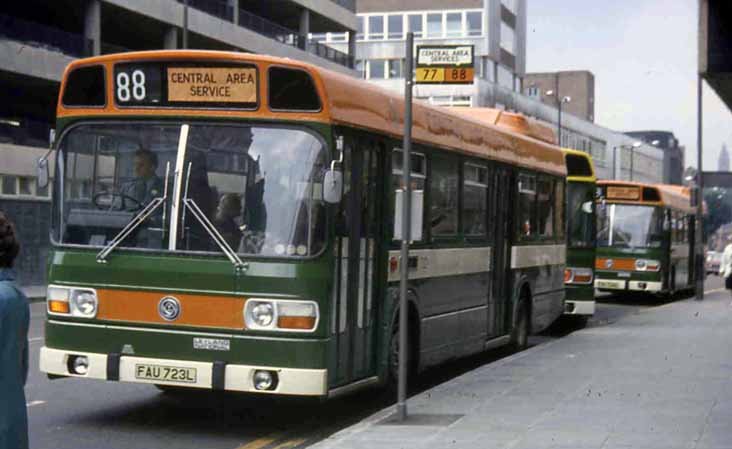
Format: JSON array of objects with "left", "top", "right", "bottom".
[
  {"left": 448, "top": 108, "right": 596, "bottom": 322},
  {"left": 561, "top": 149, "right": 596, "bottom": 321},
  {"left": 39, "top": 50, "right": 566, "bottom": 397},
  {"left": 595, "top": 181, "right": 697, "bottom": 296}
]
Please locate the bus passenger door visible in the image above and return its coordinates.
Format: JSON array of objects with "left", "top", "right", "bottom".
[
  {"left": 331, "top": 139, "right": 384, "bottom": 386},
  {"left": 490, "top": 167, "right": 513, "bottom": 337}
]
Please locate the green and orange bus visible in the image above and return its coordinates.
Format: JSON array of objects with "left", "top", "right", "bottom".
[
  {"left": 39, "top": 50, "right": 566, "bottom": 397},
  {"left": 562, "top": 149, "right": 596, "bottom": 321},
  {"left": 595, "top": 181, "right": 697, "bottom": 296}
]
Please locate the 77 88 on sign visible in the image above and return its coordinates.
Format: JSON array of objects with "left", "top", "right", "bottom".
[{"left": 415, "top": 67, "right": 474, "bottom": 84}]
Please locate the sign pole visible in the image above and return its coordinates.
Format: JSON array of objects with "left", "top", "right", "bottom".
[
  {"left": 397, "top": 31, "right": 414, "bottom": 422},
  {"left": 696, "top": 74, "right": 704, "bottom": 301}
]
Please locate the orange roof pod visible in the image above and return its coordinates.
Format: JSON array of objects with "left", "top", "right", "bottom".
[
  {"left": 446, "top": 107, "right": 557, "bottom": 145},
  {"left": 57, "top": 50, "right": 566, "bottom": 177},
  {"left": 597, "top": 180, "right": 696, "bottom": 214}
]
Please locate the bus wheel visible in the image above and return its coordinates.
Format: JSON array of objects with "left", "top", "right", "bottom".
[{"left": 511, "top": 299, "right": 530, "bottom": 351}]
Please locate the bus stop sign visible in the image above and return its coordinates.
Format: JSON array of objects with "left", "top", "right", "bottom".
[{"left": 416, "top": 45, "right": 474, "bottom": 85}]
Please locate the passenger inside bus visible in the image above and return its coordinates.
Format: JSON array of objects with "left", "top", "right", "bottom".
[{"left": 214, "top": 193, "right": 242, "bottom": 250}]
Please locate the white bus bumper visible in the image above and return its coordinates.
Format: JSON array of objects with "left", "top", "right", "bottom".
[
  {"left": 564, "top": 300, "right": 595, "bottom": 315},
  {"left": 40, "top": 346, "right": 328, "bottom": 396},
  {"left": 594, "top": 279, "right": 663, "bottom": 292}
]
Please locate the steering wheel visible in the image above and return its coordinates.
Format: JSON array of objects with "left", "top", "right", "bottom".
[{"left": 93, "top": 192, "right": 143, "bottom": 211}]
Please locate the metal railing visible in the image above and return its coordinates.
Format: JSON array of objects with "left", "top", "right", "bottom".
[
  {"left": 0, "top": 13, "right": 92, "bottom": 57},
  {"left": 178, "top": 0, "right": 353, "bottom": 68}
]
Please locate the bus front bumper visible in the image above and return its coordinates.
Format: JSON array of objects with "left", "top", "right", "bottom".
[
  {"left": 594, "top": 279, "right": 663, "bottom": 292},
  {"left": 40, "top": 346, "right": 328, "bottom": 396},
  {"left": 564, "top": 300, "right": 595, "bottom": 315}
]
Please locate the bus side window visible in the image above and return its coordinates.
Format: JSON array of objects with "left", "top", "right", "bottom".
[
  {"left": 517, "top": 173, "right": 537, "bottom": 239},
  {"left": 536, "top": 177, "right": 554, "bottom": 238}
]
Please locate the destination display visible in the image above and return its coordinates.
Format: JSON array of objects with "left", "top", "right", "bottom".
[
  {"left": 415, "top": 45, "right": 474, "bottom": 85},
  {"left": 606, "top": 186, "right": 640, "bottom": 200},
  {"left": 113, "top": 62, "right": 258, "bottom": 108}
]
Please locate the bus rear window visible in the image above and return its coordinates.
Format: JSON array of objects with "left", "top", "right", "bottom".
[
  {"left": 268, "top": 67, "right": 321, "bottom": 111},
  {"left": 62, "top": 66, "right": 106, "bottom": 107}
]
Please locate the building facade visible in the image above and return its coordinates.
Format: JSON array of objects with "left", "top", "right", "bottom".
[
  {"left": 325, "top": 0, "right": 527, "bottom": 107},
  {"left": 625, "top": 131, "right": 685, "bottom": 185},
  {"left": 0, "top": 0, "right": 357, "bottom": 286},
  {"left": 524, "top": 70, "right": 595, "bottom": 122}
]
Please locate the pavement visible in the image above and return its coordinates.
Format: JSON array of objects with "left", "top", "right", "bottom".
[
  {"left": 21, "top": 284, "right": 45, "bottom": 302},
  {"left": 312, "top": 287, "right": 732, "bottom": 449}
]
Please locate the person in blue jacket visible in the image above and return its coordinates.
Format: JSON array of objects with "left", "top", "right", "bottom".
[{"left": 0, "top": 211, "right": 29, "bottom": 449}]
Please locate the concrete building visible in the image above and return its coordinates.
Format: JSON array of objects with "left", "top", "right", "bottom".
[
  {"left": 324, "top": 0, "right": 527, "bottom": 107},
  {"left": 524, "top": 70, "right": 595, "bottom": 122},
  {"left": 0, "top": 0, "right": 357, "bottom": 286},
  {"left": 719, "top": 144, "right": 730, "bottom": 171},
  {"left": 625, "top": 130, "right": 685, "bottom": 184}
]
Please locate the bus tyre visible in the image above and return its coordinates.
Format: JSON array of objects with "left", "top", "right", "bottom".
[{"left": 511, "top": 300, "right": 529, "bottom": 351}]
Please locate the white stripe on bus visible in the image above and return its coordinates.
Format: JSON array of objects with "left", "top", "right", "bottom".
[{"left": 510, "top": 244, "right": 566, "bottom": 269}]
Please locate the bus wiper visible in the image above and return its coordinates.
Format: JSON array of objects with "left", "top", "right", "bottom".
[
  {"left": 96, "top": 162, "right": 171, "bottom": 264},
  {"left": 183, "top": 197, "right": 248, "bottom": 272},
  {"left": 96, "top": 197, "right": 165, "bottom": 263}
]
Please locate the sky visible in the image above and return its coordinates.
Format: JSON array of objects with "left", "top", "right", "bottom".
[{"left": 526, "top": 0, "right": 732, "bottom": 171}]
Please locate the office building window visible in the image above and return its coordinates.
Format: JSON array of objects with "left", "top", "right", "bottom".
[
  {"left": 501, "top": 22, "right": 515, "bottom": 53},
  {"left": 368, "top": 60, "right": 386, "bottom": 79},
  {"left": 18, "top": 177, "right": 33, "bottom": 196},
  {"left": 427, "top": 13, "right": 442, "bottom": 38},
  {"left": 388, "top": 14, "right": 403, "bottom": 39},
  {"left": 368, "top": 15, "right": 384, "bottom": 40},
  {"left": 408, "top": 13, "right": 423, "bottom": 38},
  {"left": 446, "top": 12, "right": 462, "bottom": 37},
  {"left": 2, "top": 176, "right": 17, "bottom": 195},
  {"left": 357, "top": 16, "right": 364, "bottom": 40},
  {"left": 514, "top": 76, "right": 521, "bottom": 92},
  {"left": 356, "top": 60, "right": 365, "bottom": 78},
  {"left": 466, "top": 11, "right": 483, "bottom": 36},
  {"left": 388, "top": 59, "right": 402, "bottom": 78}
]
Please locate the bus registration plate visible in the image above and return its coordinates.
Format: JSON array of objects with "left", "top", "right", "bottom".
[{"left": 135, "top": 364, "right": 197, "bottom": 383}]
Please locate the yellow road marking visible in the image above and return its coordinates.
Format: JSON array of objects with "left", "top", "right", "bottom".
[
  {"left": 235, "top": 433, "right": 285, "bottom": 449},
  {"left": 271, "top": 438, "right": 308, "bottom": 449}
]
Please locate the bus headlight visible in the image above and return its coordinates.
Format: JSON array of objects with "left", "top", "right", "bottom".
[
  {"left": 47, "top": 285, "right": 97, "bottom": 318},
  {"left": 244, "top": 299, "right": 319, "bottom": 332},
  {"left": 70, "top": 289, "right": 98, "bottom": 318},
  {"left": 564, "top": 267, "right": 593, "bottom": 284},
  {"left": 249, "top": 301, "right": 275, "bottom": 328},
  {"left": 635, "top": 259, "right": 660, "bottom": 271}
]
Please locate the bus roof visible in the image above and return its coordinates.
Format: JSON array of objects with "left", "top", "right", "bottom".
[
  {"left": 597, "top": 180, "right": 695, "bottom": 214},
  {"left": 57, "top": 50, "right": 566, "bottom": 176}
]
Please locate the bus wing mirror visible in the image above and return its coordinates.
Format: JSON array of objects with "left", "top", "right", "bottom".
[
  {"left": 394, "top": 189, "right": 423, "bottom": 242},
  {"left": 581, "top": 201, "right": 593, "bottom": 214},
  {"left": 37, "top": 156, "right": 49, "bottom": 189},
  {"left": 323, "top": 169, "right": 343, "bottom": 204}
]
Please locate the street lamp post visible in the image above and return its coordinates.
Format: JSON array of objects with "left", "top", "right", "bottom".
[{"left": 546, "top": 90, "right": 571, "bottom": 147}]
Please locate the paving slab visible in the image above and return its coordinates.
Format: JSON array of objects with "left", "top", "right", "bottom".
[{"left": 311, "top": 291, "right": 732, "bottom": 449}]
